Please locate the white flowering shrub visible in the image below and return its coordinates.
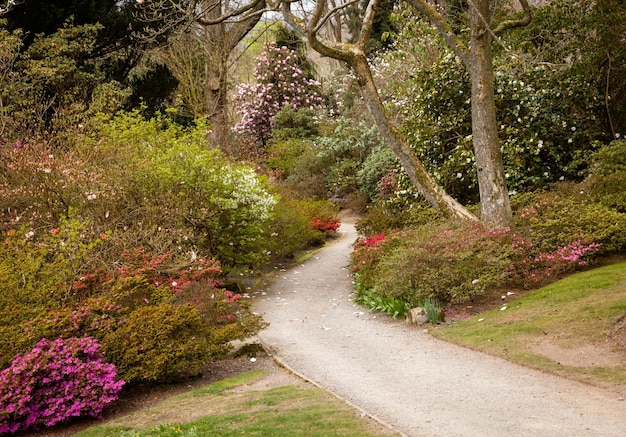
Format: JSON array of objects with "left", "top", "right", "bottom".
[
  {"left": 370, "top": 16, "right": 612, "bottom": 202},
  {"left": 88, "top": 111, "right": 277, "bottom": 269}
]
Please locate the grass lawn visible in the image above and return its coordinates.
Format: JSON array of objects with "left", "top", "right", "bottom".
[
  {"left": 430, "top": 261, "right": 626, "bottom": 392},
  {"left": 76, "top": 370, "right": 398, "bottom": 437}
]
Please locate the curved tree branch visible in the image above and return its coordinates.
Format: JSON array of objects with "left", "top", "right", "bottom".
[
  {"left": 313, "top": 0, "right": 359, "bottom": 34},
  {"left": 281, "top": 0, "right": 477, "bottom": 221},
  {"left": 405, "top": 0, "right": 470, "bottom": 66},
  {"left": 196, "top": 0, "right": 267, "bottom": 26},
  {"left": 0, "top": 0, "right": 24, "bottom": 16},
  {"left": 493, "top": 0, "right": 532, "bottom": 34}
]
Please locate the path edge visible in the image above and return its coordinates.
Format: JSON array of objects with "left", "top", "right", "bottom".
[{"left": 259, "top": 343, "right": 411, "bottom": 437}]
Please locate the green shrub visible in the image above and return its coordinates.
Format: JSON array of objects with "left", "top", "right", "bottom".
[
  {"left": 357, "top": 146, "right": 399, "bottom": 201},
  {"left": 100, "top": 303, "right": 216, "bottom": 383},
  {"left": 355, "top": 201, "right": 443, "bottom": 237},
  {"left": 316, "top": 117, "right": 386, "bottom": 199},
  {"left": 266, "top": 196, "right": 339, "bottom": 259},
  {"left": 272, "top": 105, "right": 319, "bottom": 140},
  {"left": 86, "top": 112, "right": 277, "bottom": 269},
  {"left": 266, "top": 138, "right": 318, "bottom": 180},
  {"left": 583, "top": 140, "right": 626, "bottom": 212},
  {"left": 1, "top": 112, "right": 278, "bottom": 271},
  {"left": 367, "top": 224, "right": 513, "bottom": 305},
  {"left": 0, "top": 227, "right": 265, "bottom": 383},
  {"left": 512, "top": 190, "right": 626, "bottom": 254}
]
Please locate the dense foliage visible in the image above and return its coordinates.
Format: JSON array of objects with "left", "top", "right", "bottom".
[
  {"left": 352, "top": 141, "right": 626, "bottom": 315},
  {"left": 371, "top": 0, "right": 624, "bottom": 203}
]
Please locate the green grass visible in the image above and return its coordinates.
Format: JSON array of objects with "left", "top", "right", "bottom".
[
  {"left": 76, "top": 370, "right": 395, "bottom": 437},
  {"left": 430, "top": 261, "right": 626, "bottom": 389}
]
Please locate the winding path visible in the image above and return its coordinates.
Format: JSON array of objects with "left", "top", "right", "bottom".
[{"left": 253, "top": 222, "right": 625, "bottom": 437}]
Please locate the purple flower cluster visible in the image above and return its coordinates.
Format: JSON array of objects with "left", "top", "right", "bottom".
[
  {"left": 233, "top": 43, "right": 323, "bottom": 142},
  {"left": 0, "top": 337, "right": 124, "bottom": 434}
]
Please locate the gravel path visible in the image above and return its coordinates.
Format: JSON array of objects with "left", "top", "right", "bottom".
[{"left": 253, "top": 222, "right": 626, "bottom": 437}]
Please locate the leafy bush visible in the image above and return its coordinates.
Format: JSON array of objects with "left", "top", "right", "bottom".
[
  {"left": 351, "top": 220, "right": 604, "bottom": 306},
  {"left": 312, "top": 217, "right": 341, "bottom": 234},
  {"left": 266, "top": 138, "right": 322, "bottom": 181},
  {"left": 357, "top": 146, "right": 399, "bottom": 201},
  {"left": 0, "top": 217, "right": 106, "bottom": 367},
  {"left": 355, "top": 201, "right": 443, "bottom": 237},
  {"left": 583, "top": 140, "right": 626, "bottom": 212},
  {"left": 512, "top": 190, "right": 626, "bottom": 254},
  {"left": 272, "top": 104, "right": 319, "bottom": 140},
  {"left": 0, "top": 111, "right": 279, "bottom": 271},
  {"left": 0, "top": 337, "right": 123, "bottom": 434},
  {"left": 316, "top": 118, "right": 387, "bottom": 199},
  {"left": 266, "top": 196, "right": 340, "bottom": 259},
  {"left": 99, "top": 303, "right": 218, "bottom": 383},
  {"left": 0, "top": 225, "right": 265, "bottom": 383}
]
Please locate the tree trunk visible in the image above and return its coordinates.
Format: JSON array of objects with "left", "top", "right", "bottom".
[
  {"left": 468, "top": 0, "right": 512, "bottom": 227},
  {"left": 200, "top": 0, "right": 266, "bottom": 147},
  {"left": 352, "top": 52, "right": 477, "bottom": 221},
  {"left": 204, "top": 36, "right": 229, "bottom": 146}
]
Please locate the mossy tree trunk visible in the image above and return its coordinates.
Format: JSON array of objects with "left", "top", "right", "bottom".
[
  {"left": 283, "top": 0, "right": 478, "bottom": 221},
  {"left": 285, "top": 0, "right": 531, "bottom": 227}
]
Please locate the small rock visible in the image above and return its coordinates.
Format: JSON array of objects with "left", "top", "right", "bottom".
[{"left": 406, "top": 307, "right": 429, "bottom": 326}]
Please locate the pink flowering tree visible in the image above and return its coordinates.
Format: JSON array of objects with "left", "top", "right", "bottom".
[{"left": 233, "top": 43, "right": 323, "bottom": 145}]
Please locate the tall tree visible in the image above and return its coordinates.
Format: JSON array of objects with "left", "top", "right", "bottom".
[
  {"left": 407, "top": 0, "right": 531, "bottom": 226},
  {"left": 282, "top": 0, "right": 477, "bottom": 221},
  {"left": 136, "top": 0, "right": 274, "bottom": 146},
  {"left": 283, "top": 0, "right": 532, "bottom": 226}
]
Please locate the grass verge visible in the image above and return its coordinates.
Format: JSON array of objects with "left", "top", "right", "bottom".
[
  {"left": 76, "top": 369, "right": 396, "bottom": 437},
  {"left": 430, "top": 261, "right": 626, "bottom": 392}
]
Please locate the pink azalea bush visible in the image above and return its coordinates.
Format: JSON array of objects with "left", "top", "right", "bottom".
[
  {"left": 0, "top": 337, "right": 124, "bottom": 434},
  {"left": 233, "top": 43, "right": 323, "bottom": 144}
]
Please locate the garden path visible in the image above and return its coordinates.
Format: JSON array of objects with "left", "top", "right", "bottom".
[{"left": 253, "top": 221, "right": 626, "bottom": 437}]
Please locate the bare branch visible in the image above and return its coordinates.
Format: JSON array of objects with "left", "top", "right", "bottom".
[
  {"left": 196, "top": 0, "right": 267, "bottom": 26},
  {"left": 356, "top": 0, "right": 376, "bottom": 47},
  {"left": 493, "top": 0, "right": 532, "bottom": 34},
  {"left": 313, "top": 0, "right": 359, "bottom": 34}
]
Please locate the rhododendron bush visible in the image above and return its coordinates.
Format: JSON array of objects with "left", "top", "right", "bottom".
[
  {"left": 0, "top": 337, "right": 123, "bottom": 434},
  {"left": 233, "top": 43, "right": 323, "bottom": 144},
  {"left": 1, "top": 223, "right": 265, "bottom": 385}
]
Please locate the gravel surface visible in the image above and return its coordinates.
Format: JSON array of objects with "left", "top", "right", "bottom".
[{"left": 253, "top": 222, "right": 626, "bottom": 437}]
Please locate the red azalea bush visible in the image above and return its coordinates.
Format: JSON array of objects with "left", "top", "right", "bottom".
[
  {"left": 311, "top": 216, "right": 341, "bottom": 234},
  {"left": 0, "top": 337, "right": 123, "bottom": 434}
]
